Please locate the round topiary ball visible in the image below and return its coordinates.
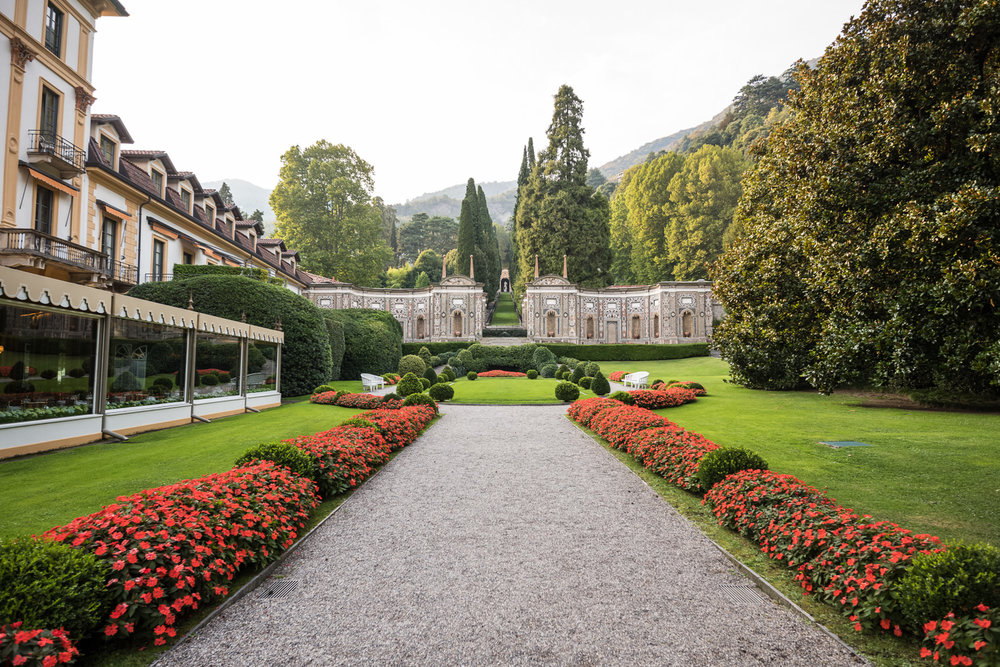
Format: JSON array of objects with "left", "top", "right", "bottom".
[
  {"left": 398, "top": 354, "right": 427, "bottom": 377},
  {"left": 235, "top": 441, "right": 315, "bottom": 480},
  {"left": 396, "top": 372, "right": 423, "bottom": 397},
  {"left": 540, "top": 363, "right": 557, "bottom": 378},
  {"left": 428, "top": 383, "right": 454, "bottom": 401},
  {"left": 403, "top": 391, "right": 438, "bottom": 413},
  {"left": 419, "top": 377, "right": 432, "bottom": 390},
  {"left": 555, "top": 381, "right": 580, "bottom": 402},
  {"left": 584, "top": 362, "right": 601, "bottom": 377},
  {"left": 696, "top": 448, "right": 769, "bottom": 492},
  {"left": 579, "top": 376, "right": 593, "bottom": 389},
  {"left": 313, "top": 384, "right": 335, "bottom": 395},
  {"left": 556, "top": 364, "right": 569, "bottom": 379},
  {"left": 526, "top": 369, "right": 538, "bottom": 379},
  {"left": 467, "top": 371, "right": 478, "bottom": 381}
]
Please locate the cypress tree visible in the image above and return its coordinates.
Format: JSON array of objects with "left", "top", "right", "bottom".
[
  {"left": 509, "top": 145, "right": 530, "bottom": 288},
  {"left": 456, "top": 198, "right": 478, "bottom": 277},
  {"left": 477, "top": 185, "right": 500, "bottom": 296}
]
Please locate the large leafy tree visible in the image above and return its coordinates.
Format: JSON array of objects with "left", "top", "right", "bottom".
[
  {"left": 397, "top": 213, "right": 458, "bottom": 264},
  {"left": 271, "top": 141, "right": 391, "bottom": 286},
  {"left": 515, "top": 85, "right": 611, "bottom": 293},
  {"left": 713, "top": 0, "right": 1000, "bottom": 394},
  {"left": 373, "top": 197, "right": 399, "bottom": 265},
  {"left": 621, "top": 152, "right": 685, "bottom": 283}
]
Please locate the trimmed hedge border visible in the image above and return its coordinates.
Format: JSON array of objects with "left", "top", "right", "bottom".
[
  {"left": 402, "top": 342, "right": 474, "bottom": 356},
  {"left": 541, "top": 342, "right": 710, "bottom": 361}
]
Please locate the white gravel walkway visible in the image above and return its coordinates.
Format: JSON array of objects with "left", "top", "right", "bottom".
[{"left": 158, "top": 404, "right": 865, "bottom": 666}]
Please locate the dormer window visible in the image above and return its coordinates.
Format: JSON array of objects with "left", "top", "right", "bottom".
[
  {"left": 99, "top": 134, "right": 116, "bottom": 165},
  {"left": 150, "top": 168, "right": 164, "bottom": 197},
  {"left": 45, "top": 3, "right": 64, "bottom": 57},
  {"left": 205, "top": 203, "right": 215, "bottom": 223},
  {"left": 180, "top": 187, "right": 192, "bottom": 213}
]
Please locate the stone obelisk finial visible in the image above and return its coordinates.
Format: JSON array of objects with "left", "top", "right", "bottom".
[
  {"left": 534, "top": 254, "right": 539, "bottom": 279},
  {"left": 469, "top": 255, "right": 474, "bottom": 280},
  {"left": 563, "top": 254, "right": 568, "bottom": 279},
  {"left": 441, "top": 255, "right": 447, "bottom": 280}
]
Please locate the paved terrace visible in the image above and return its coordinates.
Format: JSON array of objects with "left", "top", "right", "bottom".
[{"left": 160, "top": 404, "right": 865, "bottom": 666}]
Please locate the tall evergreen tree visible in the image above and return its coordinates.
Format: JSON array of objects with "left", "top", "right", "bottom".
[
  {"left": 455, "top": 180, "right": 487, "bottom": 283},
  {"left": 509, "top": 144, "right": 531, "bottom": 286},
  {"left": 514, "top": 85, "right": 611, "bottom": 293},
  {"left": 527, "top": 137, "right": 535, "bottom": 169},
  {"left": 218, "top": 182, "right": 234, "bottom": 206},
  {"left": 477, "top": 185, "right": 500, "bottom": 295}
]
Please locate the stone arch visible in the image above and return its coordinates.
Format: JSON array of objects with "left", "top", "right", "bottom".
[
  {"left": 653, "top": 313, "right": 660, "bottom": 338},
  {"left": 631, "top": 314, "right": 641, "bottom": 339},
  {"left": 545, "top": 310, "right": 557, "bottom": 337},
  {"left": 586, "top": 315, "right": 595, "bottom": 340},
  {"left": 452, "top": 310, "right": 463, "bottom": 337},
  {"left": 500, "top": 277, "right": 510, "bottom": 292},
  {"left": 416, "top": 315, "right": 426, "bottom": 339},
  {"left": 681, "top": 310, "right": 694, "bottom": 338}
]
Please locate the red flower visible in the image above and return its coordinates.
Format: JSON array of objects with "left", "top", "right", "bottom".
[{"left": 972, "top": 618, "right": 991, "bottom": 629}]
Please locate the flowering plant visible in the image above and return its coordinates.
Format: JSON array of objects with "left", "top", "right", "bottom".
[
  {"left": 919, "top": 605, "right": 998, "bottom": 665},
  {"left": 477, "top": 370, "right": 527, "bottom": 377},
  {"left": 607, "top": 371, "right": 627, "bottom": 382},
  {"left": 628, "top": 388, "right": 697, "bottom": 409},
  {"left": 0, "top": 624, "right": 78, "bottom": 666},
  {"left": 587, "top": 404, "right": 667, "bottom": 450},
  {"left": 381, "top": 373, "right": 400, "bottom": 385}
]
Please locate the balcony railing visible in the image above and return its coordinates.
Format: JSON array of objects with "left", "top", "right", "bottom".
[
  {"left": 27, "top": 130, "right": 86, "bottom": 173},
  {"left": 0, "top": 228, "right": 137, "bottom": 285}
]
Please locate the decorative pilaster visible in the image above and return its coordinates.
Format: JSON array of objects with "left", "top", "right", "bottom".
[{"left": 3, "top": 38, "right": 35, "bottom": 226}]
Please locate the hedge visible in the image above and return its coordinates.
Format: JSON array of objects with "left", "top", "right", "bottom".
[
  {"left": 322, "top": 309, "right": 402, "bottom": 380},
  {"left": 172, "top": 264, "right": 270, "bottom": 281},
  {"left": 540, "top": 342, "right": 710, "bottom": 361},
  {"left": 129, "top": 275, "right": 331, "bottom": 396},
  {"left": 401, "top": 341, "right": 474, "bottom": 356}
]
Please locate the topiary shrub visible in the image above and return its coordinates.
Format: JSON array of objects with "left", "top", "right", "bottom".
[
  {"left": 696, "top": 448, "right": 769, "bottom": 492},
  {"left": 540, "top": 363, "right": 557, "bottom": 378},
  {"left": 201, "top": 373, "right": 219, "bottom": 387},
  {"left": 67, "top": 368, "right": 85, "bottom": 378},
  {"left": 112, "top": 370, "right": 142, "bottom": 392},
  {"left": 398, "top": 354, "right": 427, "bottom": 377},
  {"left": 532, "top": 346, "right": 557, "bottom": 371},
  {"left": 218, "top": 371, "right": 231, "bottom": 384},
  {"left": 130, "top": 275, "right": 333, "bottom": 396},
  {"left": 396, "top": 372, "right": 423, "bottom": 397},
  {"left": 381, "top": 392, "right": 400, "bottom": 403},
  {"left": 429, "top": 355, "right": 442, "bottom": 368},
  {"left": 403, "top": 392, "right": 438, "bottom": 413},
  {"left": 590, "top": 371, "right": 610, "bottom": 396},
  {"left": 897, "top": 543, "right": 1000, "bottom": 631},
  {"left": 0, "top": 537, "right": 111, "bottom": 638},
  {"left": 555, "top": 381, "right": 580, "bottom": 402},
  {"left": 556, "top": 364, "right": 569, "bottom": 379},
  {"left": 428, "top": 383, "right": 454, "bottom": 402},
  {"left": 579, "top": 376, "right": 593, "bottom": 389},
  {"left": 439, "top": 368, "right": 455, "bottom": 382},
  {"left": 423, "top": 367, "right": 438, "bottom": 385},
  {"left": 467, "top": 371, "right": 478, "bottom": 381},
  {"left": 419, "top": 377, "right": 431, "bottom": 390},
  {"left": 608, "top": 390, "right": 634, "bottom": 404},
  {"left": 153, "top": 376, "right": 174, "bottom": 390},
  {"left": 235, "top": 441, "right": 315, "bottom": 479},
  {"left": 526, "top": 369, "right": 538, "bottom": 379},
  {"left": 4, "top": 381, "right": 34, "bottom": 394},
  {"left": 9, "top": 361, "right": 26, "bottom": 380},
  {"left": 40, "top": 369, "right": 57, "bottom": 380},
  {"left": 571, "top": 365, "right": 586, "bottom": 385},
  {"left": 340, "top": 416, "right": 376, "bottom": 430},
  {"left": 322, "top": 309, "right": 401, "bottom": 381},
  {"left": 584, "top": 362, "right": 601, "bottom": 377},
  {"left": 417, "top": 346, "right": 433, "bottom": 367},
  {"left": 313, "top": 384, "right": 335, "bottom": 394}
]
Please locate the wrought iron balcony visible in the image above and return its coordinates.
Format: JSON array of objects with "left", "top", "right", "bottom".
[
  {"left": 26, "top": 130, "right": 86, "bottom": 176},
  {"left": 0, "top": 228, "right": 137, "bottom": 286}
]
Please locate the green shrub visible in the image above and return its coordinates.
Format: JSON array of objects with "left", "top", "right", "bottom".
[
  {"left": 153, "top": 376, "right": 174, "bottom": 390},
  {"left": 201, "top": 373, "right": 219, "bottom": 387},
  {"left": 696, "top": 448, "right": 769, "bottom": 492},
  {"left": 571, "top": 365, "right": 586, "bottom": 385},
  {"left": 541, "top": 342, "right": 710, "bottom": 361},
  {"left": 467, "top": 372, "right": 478, "bottom": 381},
  {"left": 532, "top": 346, "right": 557, "bottom": 371},
  {"left": 324, "top": 316, "right": 345, "bottom": 381},
  {"left": 429, "top": 355, "right": 442, "bottom": 367},
  {"left": 579, "top": 376, "right": 593, "bottom": 389},
  {"left": 608, "top": 390, "right": 634, "bottom": 404},
  {"left": 401, "top": 341, "right": 473, "bottom": 356},
  {"left": 218, "top": 371, "right": 231, "bottom": 383},
  {"left": 3, "top": 380, "right": 34, "bottom": 394},
  {"left": 584, "top": 362, "right": 601, "bottom": 377},
  {"left": 897, "top": 543, "right": 1000, "bottom": 630},
  {"left": 423, "top": 367, "right": 438, "bottom": 385},
  {"left": 428, "top": 383, "right": 454, "bottom": 401},
  {"left": 235, "top": 441, "right": 314, "bottom": 479},
  {"left": 67, "top": 368, "right": 85, "bottom": 378},
  {"left": 313, "top": 384, "right": 335, "bottom": 394},
  {"left": 558, "top": 356, "right": 580, "bottom": 368},
  {"left": 0, "top": 537, "right": 111, "bottom": 638},
  {"left": 590, "top": 371, "right": 611, "bottom": 396},
  {"left": 40, "top": 369, "right": 57, "bottom": 380},
  {"left": 526, "top": 369, "right": 538, "bottom": 379},
  {"left": 396, "top": 372, "right": 423, "bottom": 397},
  {"left": 322, "top": 309, "right": 401, "bottom": 381},
  {"left": 540, "top": 363, "right": 557, "bottom": 378},
  {"left": 556, "top": 364, "right": 569, "bottom": 379},
  {"left": 112, "top": 370, "right": 142, "bottom": 392},
  {"left": 419, "top": 377, "right": 431, "bottom": 390},
  {"left": 172, "top": 264, "right": 270, "bottom": 281},
  {"left": 340, "top": 416, "right": 376, "bottom": 430},
  {"left": 555, "top": 381, "right": 580, "bottom": 402},
  {"left": 403, "top": 392, "right": 438, "bottom": 413},
  {"left": 130, "top": 275, "right": 333, "bottom": 396},
  {"left": 439, "top": 368, "right": 456, "bottom": 382},
  {"left": 381, "top": 392, "right": 400, "bottom": 402},
  {"left": 398, "top": 354, "right": 427, "bottom": 377},
  {"left": 9, "top": 361, "right": 26, "bottom": 380},
  {"left": 417, "top": 346, "right": 433, "bottom": 367}
]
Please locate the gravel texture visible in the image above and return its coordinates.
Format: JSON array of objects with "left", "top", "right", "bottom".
[{"left": 159, "top": 404, "right": 866, "bottom": 666}]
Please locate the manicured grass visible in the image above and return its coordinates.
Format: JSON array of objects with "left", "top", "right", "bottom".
[
  {"left": 598, "top": 357, "right": 1000, "bottom": 547},
  {"left": 489, "top": 293, "right": 520, "bottom": 326},
  {"left": 0, "top": 401, "right": 364, "bottom": 539},
  {"left": 448, "top": 376, "right": 596, "bottom": 404}
]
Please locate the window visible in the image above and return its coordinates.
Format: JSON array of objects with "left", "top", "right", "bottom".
[
  {"left": 44, "top": 3, "right": 63, "bottom": 57},
  {"left": 101, "top": 217, "right": 116, "bottom": 265},
  {"left": 40, "top": 87, "right": 59, "bottom": 140},
  {"left": 204, "top": 204, "right": 215, "bottom": 223},
  {"left": 150, "top": 169, "right": 164, "bottom": 197},
  {"left": 34, "top": 186, "right": 53, "bottom": 235},
  {"left": 180, "top": 188, "right": 191, "bottom": 212},
  {"left": 108, "top": 319, "right": 186, "bottom": 406},
  {"left": 99, "top": 135, "right": 116, "bottom": 165},
  {"left": 182, "top": 252, "right": 193, "bottom": 265},
  {"left": 152, "top": 239, "right": 165, "bottom": 281}
]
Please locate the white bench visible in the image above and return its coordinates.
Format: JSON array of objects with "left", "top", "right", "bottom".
[
  {"left": 622, "top": 371, "right": 649, "bottom": 389},
  {"left": 361, "top": 373, "right": 386, "bottom": 392}
]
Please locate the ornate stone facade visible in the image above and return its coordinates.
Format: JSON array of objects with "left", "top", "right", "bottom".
[
  {"left": 306, "top": 275, "right": 487, "bottom": 343},
  {"left": 521, "top": 276, "right": 717, "bottom": 344}
]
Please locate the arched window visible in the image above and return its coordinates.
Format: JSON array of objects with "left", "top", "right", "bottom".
[
  {"left": 416, "top": 316, "right": 425, "bottom": 339},
  {"left": 586, "top": 316, "right": 594, "bottom": 339},
  {"left": 453, "top": 311, "right": 463, "bottom": 337},
  {"left": 653, "top": 313, "right": 660, "bottom": 338},
  {"left": 546, "top": 311, "right": 556, "bottom": 337},
  {"left": 682, "top": 311, "right": 693, "bottom": 338},
  {"left": 631, "top": 314, "right": 641, "bottom": 339}
]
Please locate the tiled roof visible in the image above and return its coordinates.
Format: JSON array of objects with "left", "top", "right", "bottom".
[
  {"left": 257, "top": 238, "right": 284, "bottom": 245},
  {"left": 120, "top": 150, "right": 176, "bottom": 174},
  {"left": 90, "top": 114, "right": 134, "bottom": 143},
  {"left": 302, "top": 270, "right": 336, "bottom": 284}
]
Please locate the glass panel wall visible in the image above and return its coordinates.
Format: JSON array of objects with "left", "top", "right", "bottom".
[
  {"left": 247, "top": 342, "right": 278, "bottom": 393},
  {"left": 0, "top": 303, "right": 97, "bottom": 424},
  {"left": 194, "top": 334, "right": 241, "bottom": 399},
  {"left": 107, "top": 319, "right": 186, "bottom": 408}
]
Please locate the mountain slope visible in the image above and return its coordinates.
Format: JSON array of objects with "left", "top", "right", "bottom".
[{"left": 203, "top": 179, "right": 276, "bottom": 233}]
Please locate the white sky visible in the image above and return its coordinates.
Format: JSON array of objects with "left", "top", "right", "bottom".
[{"left": 91, "top": 0, "right": 867, "bottom": 205}]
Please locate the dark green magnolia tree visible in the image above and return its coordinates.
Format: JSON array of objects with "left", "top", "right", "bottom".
[
  {"left": 713, "top": 0, "right": 1000, "bottom": 394},
  {"left": 515, "top": 85, "right": 611, "bottom": 293},
  {"left": 397, "top": 213, "right": 458, "bottom": 264},
  {"left": 413, "top": 249, "right": 442, "bottom": 283},
  {"left": 270, "top": 141, "right": 392, "bottom": 286}
]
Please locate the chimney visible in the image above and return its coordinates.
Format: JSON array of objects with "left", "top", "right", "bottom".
[
  {"left": 563, "top": 254, "right": 568, "bottom": 279},
  {"left": 534, "top": 254, "right": 539, "bottom": 279},
  {"left": 469, "top": 254, "right": 474, "bottom": 280},
  {"left": 441, "top": 255, "right": 447, "bottom": 280}
]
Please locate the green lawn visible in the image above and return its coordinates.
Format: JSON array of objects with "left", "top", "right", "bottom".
[
  {"left": 448, "top": 376, "right": 595, "bottom": 404},
  {"left": 597, "top": 356, "right": 1000, "bottom": 547},
  {"left": 0, "top": 401, "right": 364, "bottom": 539},
  {"left": 489, "top": 293, "right": 520, "bottom": 326}
]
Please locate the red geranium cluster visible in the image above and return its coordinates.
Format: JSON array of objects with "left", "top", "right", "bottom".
[
  {"left": 309, "top": 392, "right": 403, "bottom": 410},
  {"left": 607, "top": 371, "right": 627, "bottom": 382},
  {"left": 477, "top": 370, "right": 526, "bottom": 377},
  {"left": 588, "top": 404, "right": 668, "bottom": 449},
  {"left": 667, "top": 381, "right": 708, "bottom": 396},
  {"left": 920, "top": 605, "right": 998, "bottom": 665},
  {"left": 195, "top": 368, "right": 228, "bottom": 375},
  {"left": 361, "top": 405, "right": 435, "bottom": 449},
  {"left": 382, "top": 373, "right": 400, "bottom": 385},
  {"left": 44, "top": 462, "right": 318, "bottom": 645},
  {"left": 0, "top": 624, "right": 78, "bottom": 666},
  {"left": 628, "top": 388, "right": 697, "bottom": 409}
]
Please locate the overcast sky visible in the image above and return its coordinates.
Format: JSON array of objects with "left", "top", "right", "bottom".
[{"left": 91, "top": 0, "right": 867, "bottom": 205}]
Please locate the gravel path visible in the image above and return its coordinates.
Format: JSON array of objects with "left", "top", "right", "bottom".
[{"left": 159, "top": 404, "right": 865, "bottom": 666}]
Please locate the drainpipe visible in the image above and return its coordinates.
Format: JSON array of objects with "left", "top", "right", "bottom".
[{"left": 136, "top": 194, "right": 152, "bottom": 282}]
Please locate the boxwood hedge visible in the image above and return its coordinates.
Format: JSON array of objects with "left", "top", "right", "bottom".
[
  {"left": 540, "top": 342, "right": 710, "bottom": 361},
  {"left": 322, "top": 309, "right": 402, "bottom": 380}
]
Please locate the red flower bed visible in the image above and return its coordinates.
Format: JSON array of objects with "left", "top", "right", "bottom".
[
  {"left": 920, "top": 605, "right": 999, "bottom": 665},
  {"left": 382, "top": 373, "right": 399, "bottom": 385},
  {"left": 0, "top": 366, "right": 37, "bottom": 377},
  {"left": 45, "top": 462, "right": 318, "bottom": 645},
  {"left": 195, "top": 368, "right": 228, "bottom": 376},
  {"left": 566, "top": 397, "right": 621, "bottom": 428},
  {"left": 629, "top": 425, "right": 720, "bottom": 492},
  {"left": 309, "top": 392, "right": 403, "bottom": 410},
  {"left": 607, "top": 371, "right": 627, "bottom": 382},
  {"left": 628, "top": 388, "right": 697, "bottom": 409},
  {"left": 477, "top": 370, "right": 527, "bottom": 377},
  {"left": 360, "top": 405, "right": 435, "bottom": 449},
  {"left": 0, "top": 624, "right": 78, "bottom": 665},
  {"left": 667, "top": 381, "right": 708, "bottom": 396},
  {"left": 589, "top": 404, "right": 668, "bottom": 450}
]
